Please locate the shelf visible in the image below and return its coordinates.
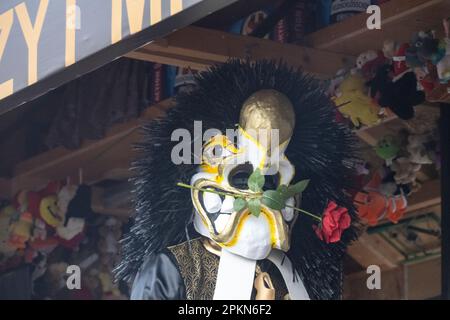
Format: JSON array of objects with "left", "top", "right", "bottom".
[
  {"left": 305, "top": 0, "right": 450, "bottom": 56},
  {"left": 0, "top": 99, "right": 174, "bottom": 198},
  {"left": 126, "top": 26, "right": 355, "bottom": 76}
]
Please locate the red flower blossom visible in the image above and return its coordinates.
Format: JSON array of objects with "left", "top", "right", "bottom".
[{"left": 313, "top": 201, "right": 351, "bottom": 243}]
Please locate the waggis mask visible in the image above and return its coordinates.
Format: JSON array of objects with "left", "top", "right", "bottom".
[{"left": 190, "top": 89, "right": 299, "bottom": 260}]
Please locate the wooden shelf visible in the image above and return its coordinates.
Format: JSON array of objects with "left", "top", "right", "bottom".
[
  {"left": 305, "top": 0, "right": 450, "bottom": 56},
  {"left": 126, "top": 26, "right": 355, "bottom": 76},
  {"left": 0, "top": 99, "right": 174, "bottom": 198}
]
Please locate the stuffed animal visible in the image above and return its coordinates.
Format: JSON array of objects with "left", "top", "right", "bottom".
[
  {"left": 8, "top": 211, "right": 33, "bottom": 249},
  {"left": 354, "top": 191, "right": 387, "bottom": 226},
  {"left": 407, "top": 133, "right": 434, "bottom": 164},
  {"left": 0, "top": 205, "right": 16, "bottom": 260},
  {"left": 392, "top": 43, "right": 411, "bottom": 78},
  {"left": 408, "top": 31, "right": 444, "bottom": 66},
  {"left": 56, "top": 218, "right": 85, "bottom": 241},
  {"left": 367, "top": 64, "right": 425, "bottom": 120},
  {"left": 375, "top": 135, "right": 400, "bottom": 164},
  {"left": 386, "top": 194, "right": 408, "bottom": 224},
  {"left": 98, "top": 217, "right": 122, "bottom": 270},
  {"left": 334, "top": 73, "right": 382, "bottom": 128},
  {"left": 354, "top": 168, "right": 409, "bottom": 225},
  {"left": 39, "top": 195, "right": 62, "bottom": 228},
  {"left": 391, "top": 157, "right": 421, "bottom": 185},
  {"left": 436, "top": 18, "right": 450, "bottom": 84},
  {"left": 57, "top": 184, "right": 78, "bottom": 219},
  {"left": 64, "top": 185, "right": 95, "bottom": 224},
  {"left": 54, "top": 184, "right": 90, "bottom": 247},
  {"left": 383, "top": 39, "right": 400, "bottom": 60},
  {"left": 356, "top": 50, "right": 388, "bottom": 81}
]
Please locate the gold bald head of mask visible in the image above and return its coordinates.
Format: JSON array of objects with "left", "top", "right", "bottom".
[{"left": 191, "top": 89, "right": 300, "bottom": 260}]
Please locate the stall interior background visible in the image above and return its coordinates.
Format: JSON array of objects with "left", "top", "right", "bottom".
[{"left": 0, "top": 0, "right": 447, "bottom": 299}]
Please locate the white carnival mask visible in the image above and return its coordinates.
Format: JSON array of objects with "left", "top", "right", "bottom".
[{"left": 190, "top": 89, "right": 299, "bottom": 260}]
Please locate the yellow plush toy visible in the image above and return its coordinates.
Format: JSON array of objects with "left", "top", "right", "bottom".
[{"left": 334, "top": 73, "right": 382, "bottom": 128}]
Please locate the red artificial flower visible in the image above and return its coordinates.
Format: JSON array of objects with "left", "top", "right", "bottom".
[{"left": 313, "top": 201, "right": 351, "bottom": 243}]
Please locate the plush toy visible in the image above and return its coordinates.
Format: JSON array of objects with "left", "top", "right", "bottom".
[
  {"left": 354, "top": 168, "right": 409, "bottom": 226},
  {"left": 326, "top": 68, "right": 348, "bottom": 97},
  {"left": 412, "top": 60, "right": 450, "bottom": 103},
  {"left": 39, "top": 195, "right": 62, "bottom": 228},
  {"left": 407, "top": 133, "right": 434, "bottom": 164},
  {"left": 367, "top": 64, "right": 425, "bottom": 120},
  {"left": 57, "top": 184, "right": 78, "bottom": 219},
  {"left": 392, "top": 43, "right": 411, "bottom": 78},
  {"left": 334, "top": 73, "right": 382, "bottom": 128},
  {"left": 359, "top": 51, "right": 386, "bottom": 77},
  {"left": 53, "top": 184, "right": 92, "bottom": 248},
  {"left": 436, "top": 18, "right": 450, "bottom": 84},
  {"left": 98, "top": 217, "right": 122, "bottom": 270},
  {"left": 354, "top": 191, "right": 387, "bottom": 226},
  {"left": 391, "top": 157, "right": 421, "bottom": 185},
  {"left": 383, "top": 39, "right": 400, "bottom": 60},
  {"left": 56, "top": 218, "right": 85, "bottom": 241},
  {"left": 356, "top": 50, "right": 388, "bottom": 81},
  {"left": 0, "top": 205, "right": 16, "bottom": 260},
  {"left": 375, "top": 135, "right": 400, "bottom": 164},
  {"left": 8, "top": 211, "right": 33, "bottom": 249},
  {"left": 31, "top": 218, "right": 47, "bottom": 241},
  {"left": 385, "top": 194, "right": 408, "bottom": 224},
  {"left": 64, "top": 185, "right": 95, "bottom": 224},
  {"left": 408, "top": 31, "right": 444, "bottom": 66}
]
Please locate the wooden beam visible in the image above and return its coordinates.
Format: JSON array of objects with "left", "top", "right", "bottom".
[
  {"left": 343, "top": 266, "right": 405, "bottom": 299},
  {"left": 407, "top": 179, "right": 441, "bottom": 213},
  {"left": 126, "top": 26, "right": 355, "bottom": 75},
  {"left": 305, "top": 0, "right": 450, "bottom": 55},
  {"left": 10, "top": 99, "right": 174, "bottom": 194},
  {"left": 344, "top": 256, "right": 441, "bottom": 299},
  {"left": 91, "top": 186, "right": 132, "bottom": 219},
  {"left": 348, "top": 180, "right": 441, "bottom": 273},
  {"left": 348, "top": 233, "right": 405, "bottom": 270},
  {"left": 355, "top": 115, "right": 398, "bottom": 146}
]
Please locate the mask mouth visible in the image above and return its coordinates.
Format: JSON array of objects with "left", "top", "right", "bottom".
[
  {"left": 191, "top": 178, "right": 290, "bottom": 251},
  {"left": 197, "top": 185, "right": 233, "bottom": 235}
]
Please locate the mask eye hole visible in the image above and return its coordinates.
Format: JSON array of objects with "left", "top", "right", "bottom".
[
  {"left": 228, "top": 163, "right": 281, "bottom": 191},
  {"left": 228, "top": 163, "right": 253, "bottom": 190},
  {"left": 262, "top": 173, "right": 280, "bottom": 191},
  {"left": 202, "top": 136, "right": 236, "bottom": 167}
]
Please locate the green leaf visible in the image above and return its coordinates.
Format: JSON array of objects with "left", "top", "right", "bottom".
[
  {"left": 233, "top": 198, "right": 247, "bottom": 212},
  {"left": 248, "top": 168, "right": 265, "bottom": 192},
  {"left": 287, "top": 179, "right": 310, "bottom": 197},
  {"left": 262, "top": 190, "right": 285, "bottom": 210},
  {"left": 277, "top": 184, "right": 289, "bottom": 194},
  {"left": 277, "top": 184, "right": 289, "bottom": 201},
  {"left": 248, "top": 198, "right": 261, "bottom": 217}
]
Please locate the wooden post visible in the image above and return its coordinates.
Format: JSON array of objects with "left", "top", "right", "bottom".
[{"left": 441, "top": 104, "right": 450, "bottom": 299}]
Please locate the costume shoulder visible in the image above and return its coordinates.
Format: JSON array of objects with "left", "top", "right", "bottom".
[{"left": 130, "top": 250, "right": 186, "bottom": 300}]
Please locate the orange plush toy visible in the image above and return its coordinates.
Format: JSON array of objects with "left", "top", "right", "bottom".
[{"left": 354, "top": 170, "right": 409, "bottom": 226}]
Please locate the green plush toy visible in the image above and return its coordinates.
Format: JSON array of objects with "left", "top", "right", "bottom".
[{"left": 375, "top": 135, "right": 400, "bottom": 162}]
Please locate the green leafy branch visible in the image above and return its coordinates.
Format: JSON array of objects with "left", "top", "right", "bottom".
[{"left": 177, "top": 168, "right": 321, "bottom": 221}]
